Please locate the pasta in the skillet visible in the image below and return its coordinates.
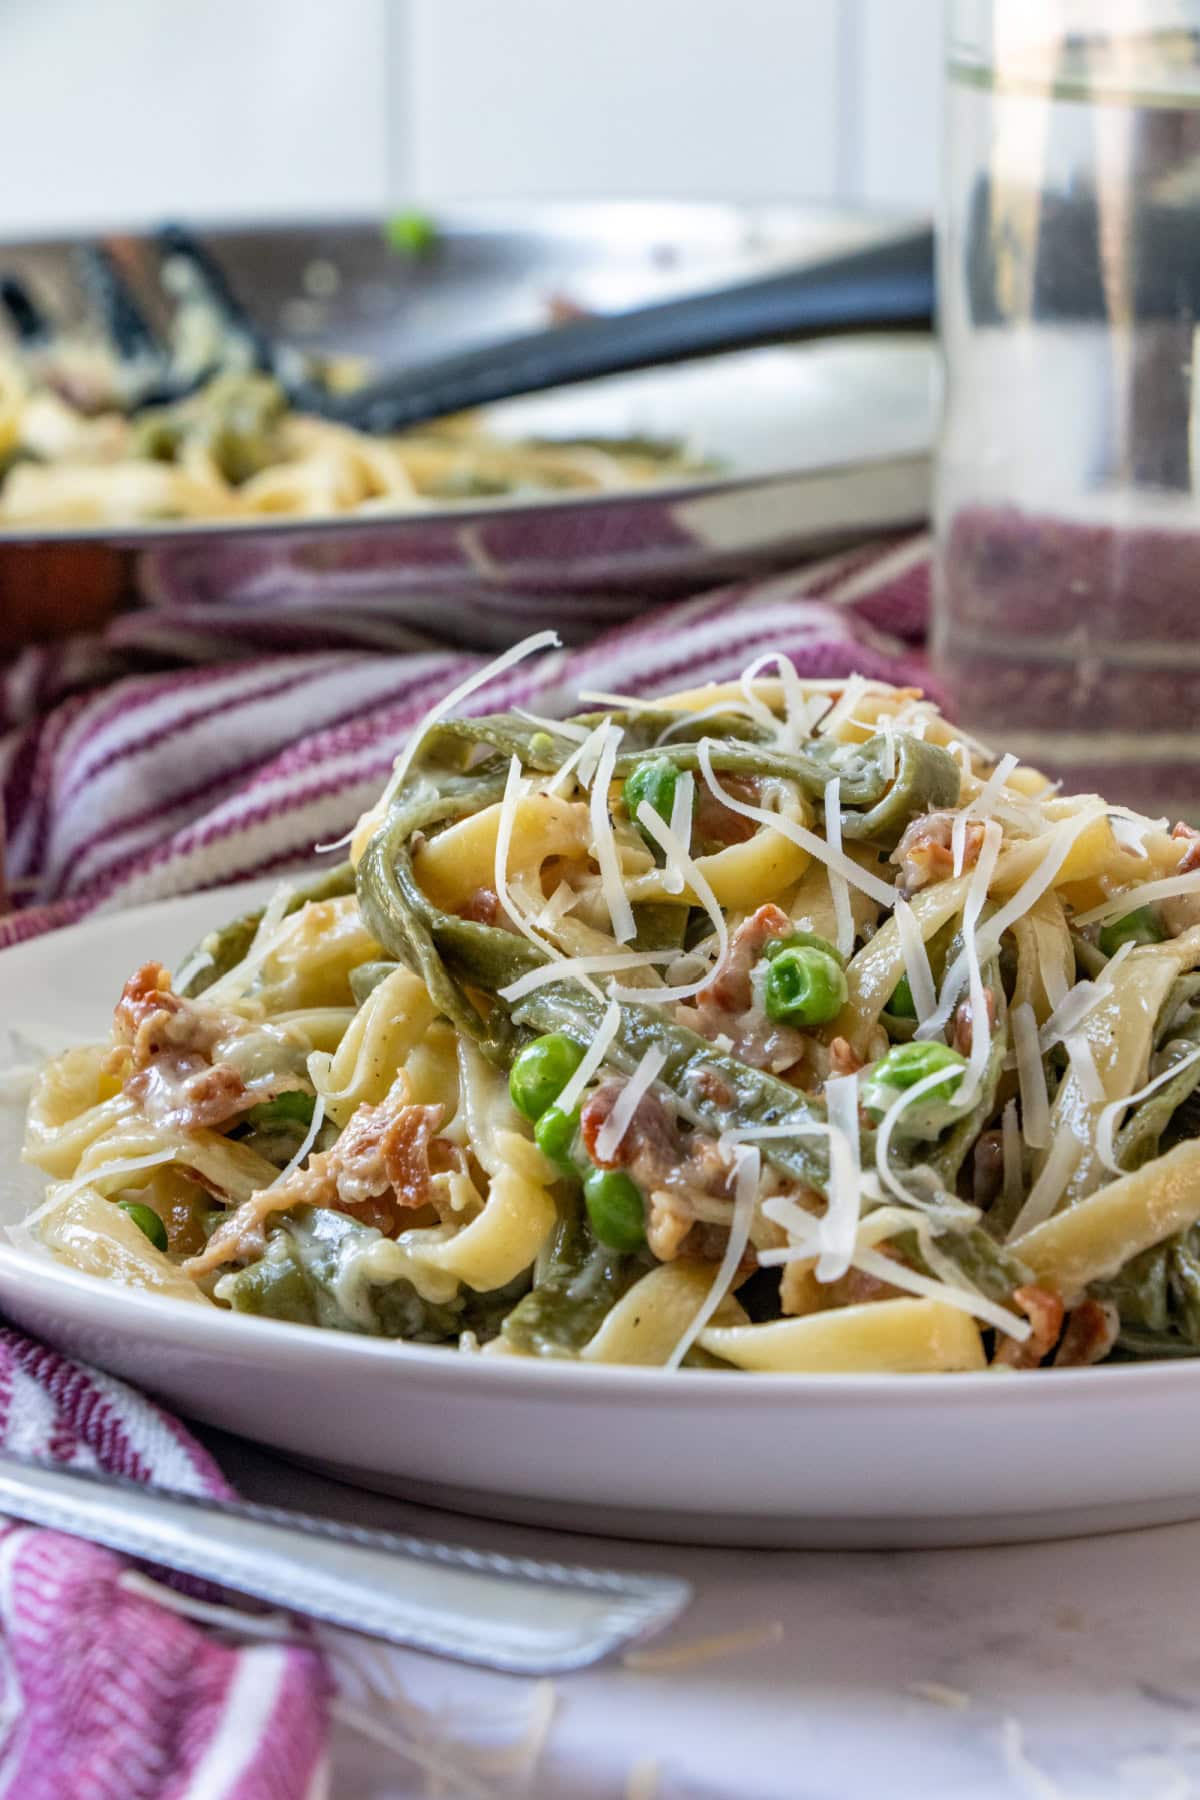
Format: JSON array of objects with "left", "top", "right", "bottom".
[
  {"left": 23, "top": 637, "right": 1200, "bottom": 1372},
  {"left": 0, "top": 354, "right": 705, "bottom": 527}
]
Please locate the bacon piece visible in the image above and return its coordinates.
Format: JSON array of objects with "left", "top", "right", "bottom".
[
  {"left": 1172, "top": 821, "right": 1200, "bottom": 875},
  {"left": 993, "top": 1284, "right": 1065, "bottom": 1369},
  {"left": 693, "top": 773, "right": 759, "bottom": 850},
  {"left": 972, "top": 1128, "right": 1005, "bottom": 1210},
  {"left": 892, "top": 812, "right": 984, "bottom": 898},
  {"left": 690, "top": 903, "right": 810, "bottom": 1074},
  {"left": 828, "top": 1036, "right": 865, "bottom": 1080},
  {"left": 109, "top": 962, "right": 260, "bottom": 1132},
  {"left": 580, "top": 1080, "right": 741, "bottom": 1264},
  {"left": 184, "top": 1077, "right": 444, "bottom": 1276},
  {"left": 1054, "top": 1298, "right": 1119, "bottom": 1367},
  {"left": 952, "top": 988, "right": 996, "bottom": 1057}
]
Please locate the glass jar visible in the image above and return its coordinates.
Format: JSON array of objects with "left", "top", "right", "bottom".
[{"left": 934, "top": 0, "right": 1200, "bottom": 817}]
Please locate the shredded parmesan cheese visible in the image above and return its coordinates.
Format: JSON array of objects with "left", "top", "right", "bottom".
[
  {"left": 378, "top": 629, "right": 560, "bottom": 814},
  {"left": 958, "top": 820, "right": 1003, "bottom": 1108},
  {"left": 1006, "top": 1124, "right": 1081, "bottom": 1240},
  {"left": 203, "top": 880, "right": 295, "bottom": 1003},
  {"left": 26, "top": 1148, "right": 179, "bottom": 1227},
  {"left": 823, "top": 777, "right": 855, "bottom": 960},
  {"left": 555, "top": 999, "right": 622, "bottom": 1116},
  {"left": 873, "top": 1061, "right": 969, "bottom": 1211},
  {"left": 172, "top": 946, "right": 214, "bottom": 993},
  {"left": 270, "top": 1091, "right": 326, "bottom": 1190},
  {"left": 615, "top": 798, "right": 729, "bottom": 1005},
  {"left": 821, "top": 1074, "right": 862, "bottom": 1279},
  {"left": 513, "top": 707, "right": 589, "bottom": 743},
  {"left": 665, "top": 1143, "right": 759, "bottom": 1370},
  {"left": 623, "top": 1620, "right": 784, "bottom": 1672},
  {"left": 545, "top": 715, "right": 611, "bottom": 797},
  {"left": 590, "top": 723, "right": 636, "bottom": 944},
  {"left": 593, "top": 1046, "right": 668, "bottom": 1163},
  {"left": 1011, "top": 1002, "right": 1051, "bottom": 1151},
  {"left": 1063, "top": 1032, "right": 1105, "bottom": 1105},
  {"left": 662, "top": 769, "right": 695, "bottom": 895},
  {"left": 953, "top": 751, "right": 1019, "bottom": 877},
  {"left": 696, "top": 740, "right": 896, "bottom": 906},
  {"left": 1073, "top": 870, "right": 1200, "bottom": 927},
  {"left": 852, "top": 1243, "right": 1029, "bottom": 1339},
  {"left": 499, "top": 949, "right": 674, "bottom": 1003},
  {"left": 920, "top": 806, "right": 1107, "bottom": 1040},
  {"left": 893, "top": 896, "right": 937, "bottom": 1023},
  {"left": 1002, "top": 1097, "right": 1023, "bottom": 1209},
  {"left": 1096, "top": 1045, "right": 1200, "bottom": 1174}
]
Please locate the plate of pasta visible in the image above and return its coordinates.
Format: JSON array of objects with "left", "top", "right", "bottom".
[{"left": 6, "top": 640, "right": 1200, "bottom": 1546}]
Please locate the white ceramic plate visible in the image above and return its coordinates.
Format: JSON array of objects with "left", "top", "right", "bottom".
[{"left": 4, "top": 883, "right": 1200, "bottom": 1549}]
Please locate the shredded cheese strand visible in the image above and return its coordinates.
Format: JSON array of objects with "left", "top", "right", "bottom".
[
  {"left": 918, "top": 806, "right": 1107, "bottom": 1040},
  {"left": 593, "top": 1047, "right": 668, "bottom": 1164},
  {"left": 270, "top": 1092, "right": 326, "bottom": 1190},
  {"left": 1073, "top": 869, "right": 1200, "bottom": 927},
  {"left": 873, "top": 1061, "right": 969, "bottom": 1210},
  {"left": 494, "top": 755, "right": 601, "bottom": 1000},
  {"left": 555, "top": 999, "right": 622, "bottom": 1117},
  {"left": 499, "top": 950, "right": 674, "bottom": 1004},
  {"left": 379, "top": 629, "right": 560, "bottom": 814},
  {"left": 615, "top": 798, "right": 729, "bottom": 1005},
  {"left": 545, "top": 716, "right": 611, "bottom": 798},
  {"left": 953, "top": 751, "right": 1019, "bottom": 878},
  {"left": 696, "top": 740, "right": 896, "bottom": 906},
  {"left": 823, "top": 777, "right": 855, "bottom": 961},
  {"left": 821, "top": 1073, "right": 862, "bottom": 1280},
  {"left": 1002, "top": 1097, "right": 1023, "bottom": 1210},
  {"left": 662, "top": 771, "right": 695, "bottom": 896},
  {"left": 893, "top": 896, "right": 937, "bottom": 1023},
  {"left": 590, "top": 723, "right": 636, "bottom": 945},
  {"left": 667, "top": 1143, "right": 759, "bottom": 1370},
  {"left": 958, "top": 820, "right": 1004, "bottom": 1109},
  {"left": 513, "top": 708, "right": 589, "bottom": 743},
  {"left": 1011, "top": 1002, "right": 1051, "bottom": 1151},
  {"left": 203, "top": 880, "right": 295, "bottom": 1003},
  {"left": 1006, "top": 1124, "right": 1081, "bottom": 1240},
  {"left": 1096, "top": 1045, "right": 1200, "bottom": 1174},
  {"left": 851, "top": 1244, "right": 1030, "bottom": 1340}
]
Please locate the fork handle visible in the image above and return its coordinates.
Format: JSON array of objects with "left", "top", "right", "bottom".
[
  {"left": 0, "top": 1453, "right": 689, "bottom": 1674},
  {"left": 334, "top": 225, "right": 934, "bottom": 434}
]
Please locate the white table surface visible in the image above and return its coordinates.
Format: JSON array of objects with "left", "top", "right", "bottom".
[{"left": 197, "top": 1428, "right": 1200, "bottom": 1800}]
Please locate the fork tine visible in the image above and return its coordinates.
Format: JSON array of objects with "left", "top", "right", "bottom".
[
  {"left": 0, "top": 275, "right": 53, "bottom": 347},
  {"left": 155, "top": 222, "right": 275, "bottom": 373},
  {"left": 73, "top": 243, "right": 163, "bottom": 367}
]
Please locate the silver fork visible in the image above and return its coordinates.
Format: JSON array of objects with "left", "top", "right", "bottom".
[{"left": 0, "top": 1452, "right": 690, "bottom": 1674}]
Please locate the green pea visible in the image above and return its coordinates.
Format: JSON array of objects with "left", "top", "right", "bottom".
[
  {"left": 763, "top": 929, "right": 844, "bottom": 966},
  {"left": 623, "top": 758, "right": 685, "bottom": 845},
  {"left": 583, "top": 1167, "right": 646, "bottom": 1253},
  {"left": 868, "top": 1040, "right": 966, "bottom": 1099},
  {"left": 888, "top": 973, "right": 917, "bottom": 1018},
  {"left": 1099, "top": 906, "right": 1166, "bottom": 957},
  {"left": 243, "top": 1091, "right": 316, "bottom": 1129},
  {"left": 762, "top": 946, "right": 848, "bottom": 1026},
  {"left": 385, "top": 209, "right": 439, "bottom": 257},
  {"left": 509, "top": 1033, "right": 586, "bottom": 1122},
  {"left": 534, "top": 1103, "right": 583, "bottom": 1174},
  {"left": 118, "top": 1201, "right": 168, "bottom": 1254}
]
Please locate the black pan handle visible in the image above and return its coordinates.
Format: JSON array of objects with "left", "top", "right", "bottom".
[{"left": 333, "top": 225, "right": 934, "bottom": 435}]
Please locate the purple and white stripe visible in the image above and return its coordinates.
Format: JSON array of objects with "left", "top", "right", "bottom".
[{"left": 0, "top": 533, "right": 935, "bottom": 948}]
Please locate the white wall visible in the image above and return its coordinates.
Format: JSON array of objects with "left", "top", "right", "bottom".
[{"left": 0, "top": 0, "right": 943, "bottom": 235}]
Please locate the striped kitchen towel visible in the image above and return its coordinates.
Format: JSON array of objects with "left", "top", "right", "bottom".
[
  {"left": 0, "top": 532, "right": 932, "bottom": 950},
  {"left": 0, "top": 1332, "right": 329, "bottom": 1800}
]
